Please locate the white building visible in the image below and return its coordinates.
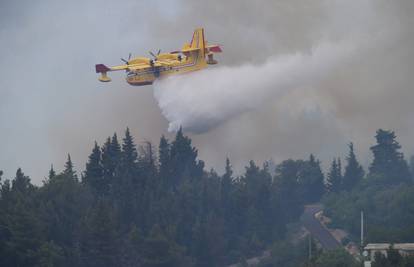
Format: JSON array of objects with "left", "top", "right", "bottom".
[{"left": 363, "top": 243, "right": 414, "bottom": 264}]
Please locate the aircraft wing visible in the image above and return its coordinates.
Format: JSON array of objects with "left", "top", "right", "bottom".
[
  {"left": 96, "top": 62, "right": 156, "bottom": 73},
  {"left": 127, "top": 63, "right": 153, "bottom": 71},
  {"left": 95, "top": 61, "right": 166, "bottom": 81},
  {"left": 155, "top": 60, "right": 175, "bottom": 66}
]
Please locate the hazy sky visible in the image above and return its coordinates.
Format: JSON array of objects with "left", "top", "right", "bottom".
[{"left": 1, "top": 0, "right": 413, "bottom": 183}]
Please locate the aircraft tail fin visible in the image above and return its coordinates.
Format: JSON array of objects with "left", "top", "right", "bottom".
[
  {"left": 95, "top": 64, "right": 111, "bottom": 73},
  {"left": 190, "top": 28, "right": 206, "bottom": 57},
  {"left": 95, "top": 64, "right": 112, "bottom": 82}
]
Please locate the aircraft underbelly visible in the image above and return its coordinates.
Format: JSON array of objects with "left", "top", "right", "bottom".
[{"left": 126, "top": 63, "right": 206, "bottom": 86}]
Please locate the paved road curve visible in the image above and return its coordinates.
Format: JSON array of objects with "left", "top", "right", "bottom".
[
  {"left": 301, "top": 204, "right": 341, "bottom": 250},
  {"left": 228, "top": 205, "right": 341, "bottom": 266}
]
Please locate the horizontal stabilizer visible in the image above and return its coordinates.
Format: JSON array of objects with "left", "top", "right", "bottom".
[
  {"left": 95, "top": 64, "right": 111, "bottom": 73},
  {"left": 207, "top": 45, "right": 222, "bottom": 53}
]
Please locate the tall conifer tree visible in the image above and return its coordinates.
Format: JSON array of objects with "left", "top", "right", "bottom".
[
  {"left": 369, "top": 129, "right": 411, "bottom": 184},
  {"left": 48, "top": 165, "right": 56, "bottom": 181},
  {"left": 122, "top": 128, "right": 138, "bottom": 168},
  {"left": 63, "top": 154, "right": 77, "bottom": 181},
  {"left": 326, "top": 158, "right": 342, "bottom": 193},
  {"left": 343, "top": 143, "right": 364, "bottom": 191},
  {"left": 84, "top": 142, "right": 105, "bottom": 195}
]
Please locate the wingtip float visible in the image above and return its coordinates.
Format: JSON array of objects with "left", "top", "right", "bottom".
[{"left": 95, "top": 28, "right": 222, "bottom": 86}]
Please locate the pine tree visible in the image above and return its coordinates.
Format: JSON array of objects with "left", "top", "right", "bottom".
[
  {"left": 80, "top": 200, "right": 119, "bottom": 267},
  {"left": 158, "top": 135, "right": 171, "bottom": 189},
  {"left": 121, "top": 225, "right": 144, "bottom": 267},
  {"left": 48, "top": 165, "right": 56, "bottom": 180},
  {"left": 369, "top": 129, "right": 411, "bottom": 184},
  {"left": 220, "top": 158, "right": 233, "bottom": 206},
  {"left": 337, "top": 158, "right": 342, "bottom": 180},
  {"left": 84, "top": 142, "right": 105, "bottom": 195},
  {"left": 38, "top": 170, "right": 86, "bottom": 267},
  {"left": 342, "top": 143, "right": 364, "bottom": 191},
  {"left": 310, "top": 155, "right": 325, "bottom": 200},
  {"left": 116, "top": 128, "right": 141, "bottom": 225},
  {"left": 101, "top": 134, "right": 122, "bottom": 177},
  {"left": 244, "top": 160, "right": 261, "bottom": 203},
  {"left": 140, "top": 141, "right": 156, "bottom": 171},
  {"left": 111, "top": 133, "right": 122, "bottom": 171},
  {"left": 101, "top": 138, "right": 115, "bottom": 181},
  {"left": 63, "top": 154, "right": 77, "bottom": 181},
  {"left": 274, "top": 160, "right": 303, "bottom": 222},
  {"left": 111, "top": 133, "right": 122, "bottom": 158},
  {"left": 12, "top": 168, "right": 32, "bottom": 193},
  {"left": 298, "top": 155, "right": 325, "bottom": 203},
  {"left": 2, "top": 169, "right": 42, "bottom": 266},
  {"left": 410, "top": 155, "right": 414, "bottom": 181},
  {"left": 101, "top": 134, "right": 122, "bottom": 197},
  {"left": 122, "top": 127, "right": 138, "bottom": 168},
  {"left": 326, "top": 158, "right": 342, "bottom": 193},
  {"left": 170, "top": 127, "right": 204, "bottom": 186},
  {"left": 141, "top": 224, "right": 188, "bottom": 267}
]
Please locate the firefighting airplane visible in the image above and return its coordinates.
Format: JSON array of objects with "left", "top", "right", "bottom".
[{"left": 95, "top": 28, "right": 222, "bottom": 86}]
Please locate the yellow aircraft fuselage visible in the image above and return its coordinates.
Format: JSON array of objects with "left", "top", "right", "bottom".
[{"left": 95, "top": 28, "right": 221, "bottom": 86}]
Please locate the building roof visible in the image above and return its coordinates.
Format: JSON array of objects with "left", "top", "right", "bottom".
[{"left": 365, "top": 243, "right": 414, "bottom": 251}]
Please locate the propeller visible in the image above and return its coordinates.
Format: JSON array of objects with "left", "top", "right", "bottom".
[
  {"left": 149, "top": 49, "right": 161, "bottom": 60},
  {"left": 121, "top": 53, "right": 132, "bottom": 64}
]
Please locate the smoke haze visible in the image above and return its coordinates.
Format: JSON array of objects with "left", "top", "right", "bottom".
[
  {"left": 1, "top": 0, "right": 414, "bottom": 182},
  {"left": 154, "top": 40, "right": 358, "bottom": 133}
]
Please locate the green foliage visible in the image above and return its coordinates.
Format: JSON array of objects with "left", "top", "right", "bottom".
[
  {"left": 79, "top": 200, "right": 119, "bottom": 267},
  {"left": 37, "top": 241, "right": 64, "bottom": 267},
  {"left": 83, "top": 142, "right": 105, "bottom": 195},
  {"left": 39, "top": 171, "right": 90, "bottom": 267},
  {"left": 0, "top": 169, "right": 43, "bottom": 266},
  {"left": 324, "top": 130, "right": 414, "bottom": 243},
  {"left": 3, "top": 127, "right": 413, "bottom": 267},
  {"left": 63, "top": 154, "right": 77, "bottom": 181},
  {"left": 0, "top": 128, "right": 312, "bottom": 266},
  {"left": 141, "top": 224, "right": 191, "bottom": 267},
  {"left": 343, "top": 143, "right": 364, "bottom": 191},
  {"left": 274, "top": 160, "right": 305, "bottom": 222},
  {"left": 258, "top": 239, "right": 309, "bottom": 267},
  {"left": 326, "top": 158, "right": 342, "bottom": 193},
  {"left": 369, "top": 129, "right": 411, "bottom": 185},
  {"left": 371, "top": 247, "right": 414, "bottom": 267},
  {"left": 314, "top": 249, "right": 358, "bottom": 267},
  {"left": 48, "top": 165, "right": 56, "bottom": 181},
  {"left": 122, "top": 127, "right": 138, "bottom": 166},
  {"left": 298, "top": 154, "right": 325, "bottom": 203}
]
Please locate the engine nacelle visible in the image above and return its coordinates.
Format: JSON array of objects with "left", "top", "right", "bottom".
[{"left": 206, "top": 53, "right": 218, "bottom": 64}]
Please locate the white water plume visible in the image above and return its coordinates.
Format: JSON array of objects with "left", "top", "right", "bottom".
[{"left": 154, "top": 40, "right": 358, "bottom": 133}]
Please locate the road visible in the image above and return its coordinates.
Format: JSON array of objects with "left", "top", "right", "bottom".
[
  {"left": 228, "top": 204, "right": 341, "bottom": 266},
  {"left": 301, "top": 204, "right": 341, "bottom": 250}
]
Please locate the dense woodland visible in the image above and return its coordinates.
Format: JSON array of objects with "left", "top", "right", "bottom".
[
  {"left": 1, "top": 128, "right": 414, "bottom": 266},
  {"left": 324, "top": 130, "right": 414, "bottom": 244}
]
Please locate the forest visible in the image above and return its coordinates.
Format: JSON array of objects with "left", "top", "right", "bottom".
[{"left": 1, "top": 128, "right": 414, "bottom": 266}]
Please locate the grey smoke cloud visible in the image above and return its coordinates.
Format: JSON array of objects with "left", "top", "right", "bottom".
[
  {"left": 1, "top": 0, "right": 413, "bottom": 182},
  {"left": 163, "top": 0, "right": 414, "bottom": 173},
  {"left": 154, "top": 40, "right": 358, "bottom": 133}
]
